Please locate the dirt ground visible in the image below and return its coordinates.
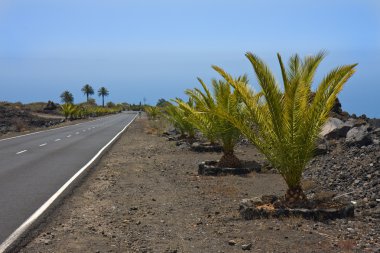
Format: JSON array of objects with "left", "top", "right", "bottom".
[{"left": 19, "top": 117, "right": 377, "bottom": 253}]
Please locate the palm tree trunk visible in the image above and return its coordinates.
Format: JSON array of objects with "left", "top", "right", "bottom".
[
  {"left": 86, "top": 93, "right": 89, "bottom": 102},
  {"left": 218, "top": 150, "right": 242, "bottom": 168},
  {"left": 285, "top": 185, "right": 307, "bottom": 206},
  {"left": 102, "top": 96, "right": 104, "bottom": 107}
]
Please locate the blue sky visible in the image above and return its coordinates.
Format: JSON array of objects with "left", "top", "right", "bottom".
[{"left": 0, "top": 0, "right": 379, "bottom": 116}]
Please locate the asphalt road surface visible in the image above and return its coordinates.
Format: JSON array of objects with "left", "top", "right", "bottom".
[{"left": 0, "top": 112, "right": 137, "bottom": 243}]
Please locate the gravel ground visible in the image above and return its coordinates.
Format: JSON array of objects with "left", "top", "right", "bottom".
[{"left": 18, "top": 117, "right": 379, "bottom": 252}]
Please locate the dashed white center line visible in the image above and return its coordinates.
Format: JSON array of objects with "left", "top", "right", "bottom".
[
  {"left": 39, "top": 143, "right": 47, "bottom": 147},
  {"left": 16, "top": 150, "right": 27, "bottom": 155},
  {"left": 55, "top": 139, "right": 61, "bottom": 142},
  {"left": 75, "top": 132, "right": 80, "bottom": 135},
  {"left": 82, "top": 130, "right": 86, "bottom": 132},
  {"left": 92, "top": 127, "right": 95, "bottom": 129},
  {"left": 67, "top": 135, "right": 71, "bottom": 138},
  {"left": 88, "top": 128, "right": 91, "bottom": 130}
]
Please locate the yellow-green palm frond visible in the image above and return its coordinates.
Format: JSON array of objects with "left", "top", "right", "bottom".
[
  {"left": 175, "top": 96, "right": 217, "bottom": 143},
  {"left": 60, "top": 103, "right": 78, "bottom": 120},
  {"left": 213, "top": 52, "right": 357, "bottom": 190},
  {"left": 245, "top": 52, "right": 284, "bottom": 141},
  {"left": 301, "top": 64, "right": 358, "bottom": 149},
  {"left": 165, "top": 100, "right": 196, "bottom": 138},
  {"left": 144, "top": 106, "right": 161, "bottom": 120},
  {"left": 182, "top": 75, "right": 249, "bottom": 153},
  {"left": 212, "top": 65, "right": 271, "bottom": 149}
]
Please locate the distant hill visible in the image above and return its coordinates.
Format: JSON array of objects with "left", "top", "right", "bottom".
[{"left": 0, "top": 101, "right": 63, "bottom": 135}]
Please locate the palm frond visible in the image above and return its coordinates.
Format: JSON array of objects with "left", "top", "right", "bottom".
[{"left": 214, "top": 52, "right": 357, "bottom": 192}]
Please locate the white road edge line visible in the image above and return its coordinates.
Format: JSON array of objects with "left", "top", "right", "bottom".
[
  {"left": 0, "top": 113, "right": 137, "bottom": 253},
  {"left": 39, "top": 143, "right": 47, "bottom": 147},
  {"left": 16, "top": 150, "right": 27, "bottom": 155}
]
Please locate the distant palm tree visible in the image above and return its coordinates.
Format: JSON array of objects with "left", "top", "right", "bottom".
[
  {"left": 60, "top": 90, "right": 74, "bottom": 104},
  {"left": 81, "top": 84, "right": 94, "bottom": 102},
  {"left": 98, "top": 87, "right": 109, "bottom": 107}
]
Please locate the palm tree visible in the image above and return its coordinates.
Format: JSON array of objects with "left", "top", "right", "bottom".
[
  {"left": 98, "top": 87, "right": 109, "bottom": 107},
  {"left": 213, "top": 51, "right": 357, "bottom": 205},
  {"left": 60, "top": 103, "right": 78, "bottom": 120},
  {"left": 176, "top": 76, "right": 251, "bottom": 168},
  {"left": 60, "top": 90, "right": 74, "bottom": 104},
  {"left": 174, "top": 81, "right": 218, "bottom": 145},
  {"left": 165, "top": 100, "right": 196, "bottom": 139},
  {"left": 145, "top": 106, "right": 161, "bottom": 120},
  {"left": 81, "top": 84, "right": 94, "bottom": 102}
]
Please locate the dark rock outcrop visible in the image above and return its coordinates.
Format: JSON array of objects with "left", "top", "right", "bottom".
[
  {"left": 43, "top": 100, "right": 58, "bottom": 111},
  {"left": 345, "top": 125, "right": 373, "bottom": 147},
  {"left": 0, "top": 105, "right": 62, "bottom": 134}
]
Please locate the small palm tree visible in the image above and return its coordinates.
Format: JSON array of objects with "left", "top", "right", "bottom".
[
  {"left": 60, "top": 90, "right": 74, "bottom": 104},
  {"left": 174, "top": 81, "right": 218, "bottom": 145},
  {"left": 165, "top": 101, "right": 196, "bottom": 139},
  {"left": 213, "top": 51, "right": 357, "bottom": 205},
  {"left": 98, "top": 87, "right": 109, "bottom": 107},
  {"left": 81, "top": 84, "right": 94, "bottom": 102},
  {"left": 176, "top": 76, "right": 251, "bottom": 168},
  {"left": 61, "top": 103, "right": 77, "bottom": 120},
  {"left": 145, "top": 106, "right": 161, "bottom": 120}
]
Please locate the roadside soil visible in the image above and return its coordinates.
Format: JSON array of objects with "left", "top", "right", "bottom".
[{"left": 19, "top": 117, "right": 378, "bottom": 253}]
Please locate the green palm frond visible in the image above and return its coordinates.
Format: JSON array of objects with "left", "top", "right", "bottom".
[
  {"left": 145, "top": 106, "right": 161, "bottom": 120},
  {"left": 176, "top": 76, "right": 248, "bottom": 165},
  {"left": 213, "top": 51, "right": 357, "bottom": 192},
  {"left": 176, "top": 97, "right": 217, "bottom": 143},
  {"left": 165, "top": 100, "right": 196, "bottom": 138},
  {"left": 60, "top": 103, "right": 78, "bottom": 120}
]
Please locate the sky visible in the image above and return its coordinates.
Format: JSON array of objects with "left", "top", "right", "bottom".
[{"left": 0, "top": 0, "right": 379, "bottom": 117}]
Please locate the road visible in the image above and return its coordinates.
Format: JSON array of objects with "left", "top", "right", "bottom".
[{"left": 0, "top": 112, "right": 137, "bottom": 243}]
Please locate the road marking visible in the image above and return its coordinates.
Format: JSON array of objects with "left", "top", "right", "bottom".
[
  {"left": 88, "top": 128, "right": 91, "bottom": 130},
  {"left": 39, "top": 143, "right": 47, "bottom": 147},
  {"left": 75, "top": 132, "right": 80, "bottom": 135},
  {"left": 82, "top": 130, "right": 86, "bottom": 132},
  {"left": 67, "top": 135, "right": 71, "bottom": 138},
  {"left": 0, "top": 113, "right": 138, "bottom": 253},
  {"left": 92, "top": 126, "right": 95, "bottom": 129},
  {"left": 54, "top": 139, "right": 61, "bottom": 142},
  {"left": 16, "top": 150, "right": 27, "bottom": 155}
]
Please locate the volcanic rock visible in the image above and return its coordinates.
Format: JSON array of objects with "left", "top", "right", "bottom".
[
  {"left": 320, "top": 118, "right": 351, "bottom": 140},
  {"left": 345, "top": 125, "right": 373, "bottom": 147}
]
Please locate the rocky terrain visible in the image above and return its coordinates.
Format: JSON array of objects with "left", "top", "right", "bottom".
[
  {"left": 301, "top": 106, "right": 380, "bottom": 250},
  {"left": 18, "top": 114, "right": 379, "bottom": 253},
  {"left": 0, "top": 101, "right": 63, "bottom": 135}
]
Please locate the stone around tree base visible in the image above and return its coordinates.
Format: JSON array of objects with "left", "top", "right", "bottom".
[
  {"left": 239, "top": 195, "right": 355, "bottom": 221},
  {"left": 198, "top": 160, "right": 261, "bottom": 176},
  {"left": 314, "top": 143, "right": 328, "bottom": 156},
  {"left": 191, "top": 142, "right": 223, "bottom": 153}
]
